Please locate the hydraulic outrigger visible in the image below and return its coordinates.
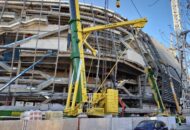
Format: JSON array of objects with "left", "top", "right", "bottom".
[{"left": 64, "top": 0, "right": 147, "bottom": 116}]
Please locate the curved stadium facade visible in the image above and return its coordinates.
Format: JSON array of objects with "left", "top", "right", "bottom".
[{"left": 0, "top": 0, "right": 184, "bottom": 114}]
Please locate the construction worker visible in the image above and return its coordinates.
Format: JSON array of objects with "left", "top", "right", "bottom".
[{"left": 176, "top": 115, "right": 182, "bottom": 126}]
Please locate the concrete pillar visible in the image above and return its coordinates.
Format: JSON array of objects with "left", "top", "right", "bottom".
[
  {"left": 11, "top": 97, "right": 15, "bottom": 106},
  {"left": 138, "top": 76, "right": 142, "bottom": 108}
]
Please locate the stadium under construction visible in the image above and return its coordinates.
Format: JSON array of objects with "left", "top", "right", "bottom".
[{"left": 0, "top": 1, "right": 190, "bottom": 129}]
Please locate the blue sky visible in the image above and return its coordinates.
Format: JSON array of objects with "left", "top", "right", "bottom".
[{"left": 80, "top": 0, "right": 176, "bottom": 48}]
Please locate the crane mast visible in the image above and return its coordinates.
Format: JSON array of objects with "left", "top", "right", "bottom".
[
  {"left": 171, "top": 0, "right": 182, "bottom": 32},
  {"left": 171, "top": 0, "right": 190, "bottom": 112},
  {"left": 170, "top": 0, "right": 183, "bottom": 113}
]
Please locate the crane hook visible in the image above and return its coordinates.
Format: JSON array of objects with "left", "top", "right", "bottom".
[{"left": 116, "top": 0, "right": 120, "bottom": 8}]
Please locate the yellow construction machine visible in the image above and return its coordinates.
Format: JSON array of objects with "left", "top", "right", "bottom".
[{"left": 64, "top": 0, "right": 147, "bottom": 116}]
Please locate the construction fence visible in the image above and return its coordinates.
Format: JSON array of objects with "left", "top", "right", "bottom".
[{"left": 0, "top": 116, "right": 178, "bottom": 130}]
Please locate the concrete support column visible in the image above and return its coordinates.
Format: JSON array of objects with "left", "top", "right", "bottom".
[
  {"left": 11, "top": 97, "right": 15, "bottom": 106},
  {"left": 15, "top": 58, "right": 21, "bottom": 84},
  {"left": 138, "top": 76, "right": 142, "bottom": 108}
]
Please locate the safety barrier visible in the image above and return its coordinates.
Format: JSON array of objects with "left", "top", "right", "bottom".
[{"left": 0, "top": 116, "right": 178, "bottom": 130}]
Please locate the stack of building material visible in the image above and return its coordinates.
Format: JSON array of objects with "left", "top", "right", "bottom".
[
  {"left": 45, "top": 111, "right": 63, "bottom": 120},
  {"left": 20, "top": 110, "right": 42, "bottom": 120}
]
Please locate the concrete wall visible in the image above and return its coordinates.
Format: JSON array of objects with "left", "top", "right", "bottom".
[
  {"left": 0, "top": 117, "right": 177, "bottom": 130},
  {"left": 21, "top": 37, "right": 68, "bottom": 51},
  {"left": 0, "top": 119, "right": 78, "bottom": 130},
  {"left": 186, "top": 116, "right": 190, "bottom": 125},
  {"left": 80, "top": 117, "right": 176, "bottom": 130},
  {"left": 124, "top": 49, "right": 145, "bottom": 67}
]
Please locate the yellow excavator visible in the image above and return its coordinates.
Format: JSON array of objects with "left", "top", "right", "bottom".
[{"left": 64, "top": 0, "right": 147, "bottom": 116}]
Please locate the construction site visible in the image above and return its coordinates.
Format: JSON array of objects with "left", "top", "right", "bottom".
[{"left": 0, "top": 0, "right": 189, "bottom": 130}]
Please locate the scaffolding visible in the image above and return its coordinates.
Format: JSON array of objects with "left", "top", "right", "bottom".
[{"left": 0, "top": 0, "right": 184, "bottom": 115}]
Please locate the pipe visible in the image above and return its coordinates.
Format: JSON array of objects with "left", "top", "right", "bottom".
[
  {"left": 0, "top": 52, "right": 53, "bottom": 92},
  {"left": 3, "top": 35, "right": 40, "bottom": 48}
]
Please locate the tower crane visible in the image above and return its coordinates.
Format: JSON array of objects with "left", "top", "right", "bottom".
[{"left": 170, "top": 0, "right": 187, "bottom": 114}]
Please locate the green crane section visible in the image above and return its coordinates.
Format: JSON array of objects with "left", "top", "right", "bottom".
[{"left": 146, "top": 67, "right": 167, "bottom": 115}]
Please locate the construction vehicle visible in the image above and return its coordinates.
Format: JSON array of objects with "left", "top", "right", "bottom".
[
  {"left": 64, "top": 0, "right": 147, "bottom": 116},
  {"left": 146, "top": 67, "right": 168, "bottom": 115}
]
